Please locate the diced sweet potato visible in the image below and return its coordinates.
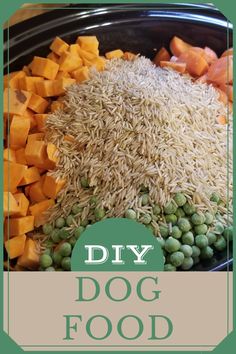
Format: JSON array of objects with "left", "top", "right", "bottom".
[
  {"left": 77, "top": 36, "right": 99, "bottom": 55},
  {"left": 177, "top": 49, "right": 209, "bottom": 76},
  {"left": 59, "top": 51, "right": 83, "bottom": 72},
  {"left": 105, "top": 49, "right": 124, "bottom": 60},
  {"left": 17, "top": 238, "right": 39, "bottom": 270},
  {"left": 47, "top": 52, "right": 60, "bottom": 63},
  {"left": 83, "top": 57, "right": 106, "bottom": 72},
  {"left": 43, "top": 174, "right": 66, "bottom": 199},
  {"left": 29, "top": 178, "right": 47, "bottom": 203},
  {"left": 8, "top": 215, "right": 35, "bottom": 237},
  {"left": 50, "top": 36, "right": 69, "bottom": 56},
  {"left": 3, "top": 161, "right": 27, "bottom": 193},
  {"left": 69, "top": 44, "right": 81, "bottom": 56},
  {"left": 4, "top": 71, "right": 26, "bottom": 90},
  {"left": 46, "top": 143, "right": 58, "bottom": 167},
  {"left": 170, "top": 36, "right": 191, "bottom": 57},
  {"left": 122, "top": 52, "right": 137, "bottom": 61},
  {"left": 5, "top": 234, "right": 26, "bottom": 259},
  {"left": 4, "top": 88, "right": 32, "bottom": 116},
  {"left": 53, "top": 78, "right": 76, "bottom": 96},
  {"left": 3, "top": 148, "right": 16, "bottom": 162},
  {"left": 10, "top": 116, "right": 30, "bottom": 149},
  {"left": 28, "top": 93, "right": 49, "bottom": 114},
  {"left": 27, "top": 132, "right": 45, "bottom": 143},
  {"left": 22, "top": 65, "right": 31, "bottom": 76},
  {"left": 219, "top": 84, "right": 233, "bottom": 102},
  {"left": 160, "top": 61, "right": 186, "bottom": 73},
  {"left": 31, "top": 56, "right": 59, "bottom": 80},
  {"left": 29, "top": 199, "right": 55, "bottom": 227},
  {"left": 153, "top": 47, "right": 170, "bottom": 66},
  {"left": 18, "top": 166, "right": 41, "bottom": 186},
  {"left": 34, "top": 114, "right": 48, "bottom": 132},
  {"left": 3, "top": 192, "right": 19, "bottom": 216},
  {"left": 13, "top": 193, "right": 30, "bottom": 217},
  {"left": 18, "top": 76, "right": 44, "bottom": 94},
  {"left": 35, "top": 80, "right": 55, "bottom": 97},
  {"left": 25, "top": 140, "right": 47, "bottom": 166},
  {"left": 204, "top": 47, "right": 218, "bottom": 64},
  {"left": 71, "top": 66, "right": 89, "bottom": 83},
  {"left": 24, "top": 108, "right": 37, "bottom": 130},
  {"left": 55, "top": 71, "right": 71, "bottom": 79}
]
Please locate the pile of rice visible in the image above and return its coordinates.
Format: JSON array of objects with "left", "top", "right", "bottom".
[{"left": 45, "top": 56, "right": 232, "bottom": 227}]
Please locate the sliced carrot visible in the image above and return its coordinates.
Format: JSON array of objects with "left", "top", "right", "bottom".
[
  {"left": 160, "top": 61, "right": 186, "bottom": 73},
  {"left": 221, "top": 47, "right": 233, "bottom": 57},
  {"left": 169, "top": 36, "right": 191, "bottom": 57},
  {"left": 207, "top": 56, "right": 233, "bottom": 85},
  {"left": 153, "top": 47, "right": 170, "bottom": 66},
  {"left": 177, "top": 49, "right": 209, "bottom": 77}
]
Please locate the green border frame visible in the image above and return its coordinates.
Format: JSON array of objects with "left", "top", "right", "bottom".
[{"left": 0, "top": 0, "right": 235, "bottom": 353}]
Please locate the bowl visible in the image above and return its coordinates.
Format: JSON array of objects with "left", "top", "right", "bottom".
[{"left": 4, "top": 3, "right": 233, "bottom": 271}]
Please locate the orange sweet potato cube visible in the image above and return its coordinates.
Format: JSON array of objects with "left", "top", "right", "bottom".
[
  {"left": 34, "top": 114, "right": 48, "bottom": 132},
  {"left": 105, "top": 49, "right": 124, "bottom": 59},
  {"left": 29, "top": 177, "right": 47, "bottom": 203},
  {"left": 3, "top": 162, "right": 27, "bottom": 193},
  {"left": 28, "top": 93, "right": 49, "bottom": 114},
  {"left": 3, "top": 148, "right": 16, "bottom": 162},
  {"left": 4, "top": 71, "right": 26, "bottom": 90},
  {"left": 8, "top": 215, "right": 35, "bottom": 237},
  {"left": 31, "top": 56, "right": 59, "bottom": 80},
  {"left": 17, "top": 238, "right": 39, "bottom": 270},
  {"left": 50, "top": 36, "right": 69, "bottom": 56},
  {"left": 3, "top": 192, "right": 20, "bottom": 217},
  {"left": 42, "top": 174, "right": 66, "bottom": 199},
  {"left": 71, "top": 66, "right": 89, "bottom": 83},
  {"left": 25, "top": 140, "right": 47, "bottom": 166},
  {"left": 10, "top": 116, "right": 31, "bottom": 150},
  {"left": 13, "top": 193, "right": 30, "bottom": 217},
  {"left": 15, "top": 148, "right": 27, "bottom": 165},
  {"left": 29, "top": 199, "right": 55, "bottom": 227},
  {"left": 4, "top": 88, "right": 32, "bottom": 116},
  {"left": 18, "top": 166, "right": 41, "bottom": 186},
  {"left": 5, "top": 234, "right": 27, "bottom": 259},
  {"left": 59, "top": 51, "right": 83, "bottom": 72}
]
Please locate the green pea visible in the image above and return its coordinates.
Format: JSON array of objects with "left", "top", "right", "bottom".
[
  {"left": 192, "top": 245, "right": 201, "bottom": 258},
  {"left": 153, "top": 204, "right": 161, "bottom": 216},
  {"left": 210, "top": 192, "right": 220, "bottom": 204},
  {"left": 214, "top": 236, "right": 227, "bottom": 251},
  {"left": 58, "top": 242, "right": 72, "bottom": 257},
  {"left": 223, "top": 226, "right": 233, "bottom": 241},
  {"left": 175, "top": 208, "right": 185, "bottom": 218},
  {"left": 71, "top": 203, "right": 83, "bottom": 215},
  {"left": 40, "top": 254, "right": 53, "bottom": 269},
  {"left": 165, "top": 237, "right": 181, "bottom": 253},
  {"left": 90, "top": 196, "right": 98, "bottom": 206},
  {"left": 183, "top": 202, "right": 196, "bottom": 215},
  {"left": 50, "top": 228, "right": 61, "bottom": 243},
  {"left": 164, "top": 263, "right": 176, "bottom": 271},
  {"left": 194, "top": 224, "right": 208, "bottom": 235},
  {"left": 204, "top": 212, "right": 214, "bottom": 225},
  {"left": 81, "top": 177, "right": 89, "bottom": 188},
  {"left": 94, "top": 207, "right": 105, "bottom": 220},
  {"left": 42, "top": 223, "right": 53, "bottom": 235},
  {"left": 165, "top": 214, "right": 177, "bottom": 224},
  {"left": 180, "top": 245, "right": 193, "bottom": 257},
  {"left": 164, "top": 201, "right": 177, "bottom": 215},
  {"left": 173, "top": 193, "right": 187, "bottom": 207},
  {"left": 61, "top": 257, "right": 71, "bottom": 271},
  {"left": 52, "top": 251, "right": 63, "bottom": 265},
  {"left": 159, "top": 225, "right": 169, "bottom": 238},
  {"left": 55, "top": 217, "right": 65, "bottom": 229},
  {"left": 81, "top": 219, "right": 89, "bottom": 227},
  {"left": 200, "top": 246, "right": 214, "bottom": 259},
  {"left": 66, "top": 214, "right": 75, "bottom": 226},
  {"left": 191, "top": 213, "right": 205, "bottom": 225},
  {"left": 182, "top": 231, "right": 194, "bottom": 245},
  {"left": 140, "top": 214, "right": 152, "bottom": 225},
  {"left": 69, "top": 236, "right": 77, "bottom": 247},
  {"left": 141, "top": 194, "right": 149, "bottom": 206},
  {"left": 125, "top": 209, "right": 136, "bottom": 219},
  {"left": 206, "top": 232, "right": 217, "bottom": 245},
  {"left": 43, "top": 248, "right": 51, "bottom": 256},
  {"left": 214, "top": 222, "right": 224, "bottom": 235},
  {"left": 172, "top": 226, "right": 182, "bottom": 239},
  {"left": 177, "top": 218, "right": 191, "bottom": 232},
  {"left": 181, "top": 257, "right": 194, "bottom": 270},
  {"left": 156, "top": 237, "right": 165, "bottom": 249},
  {"left": 74, "top": 226, "right": 85, "bottom": 239},
  {"left": 45, "top": 266, "right": 55, "bottom": 271},
  {"left": 195, "top": 235, "right": 208, "bottom": 249},
  {"left": 59, "top": 228, "right": 70, "bottom": 240},
  {"left": 170, "top": 251, "right": 184, "bottom": 267}
]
